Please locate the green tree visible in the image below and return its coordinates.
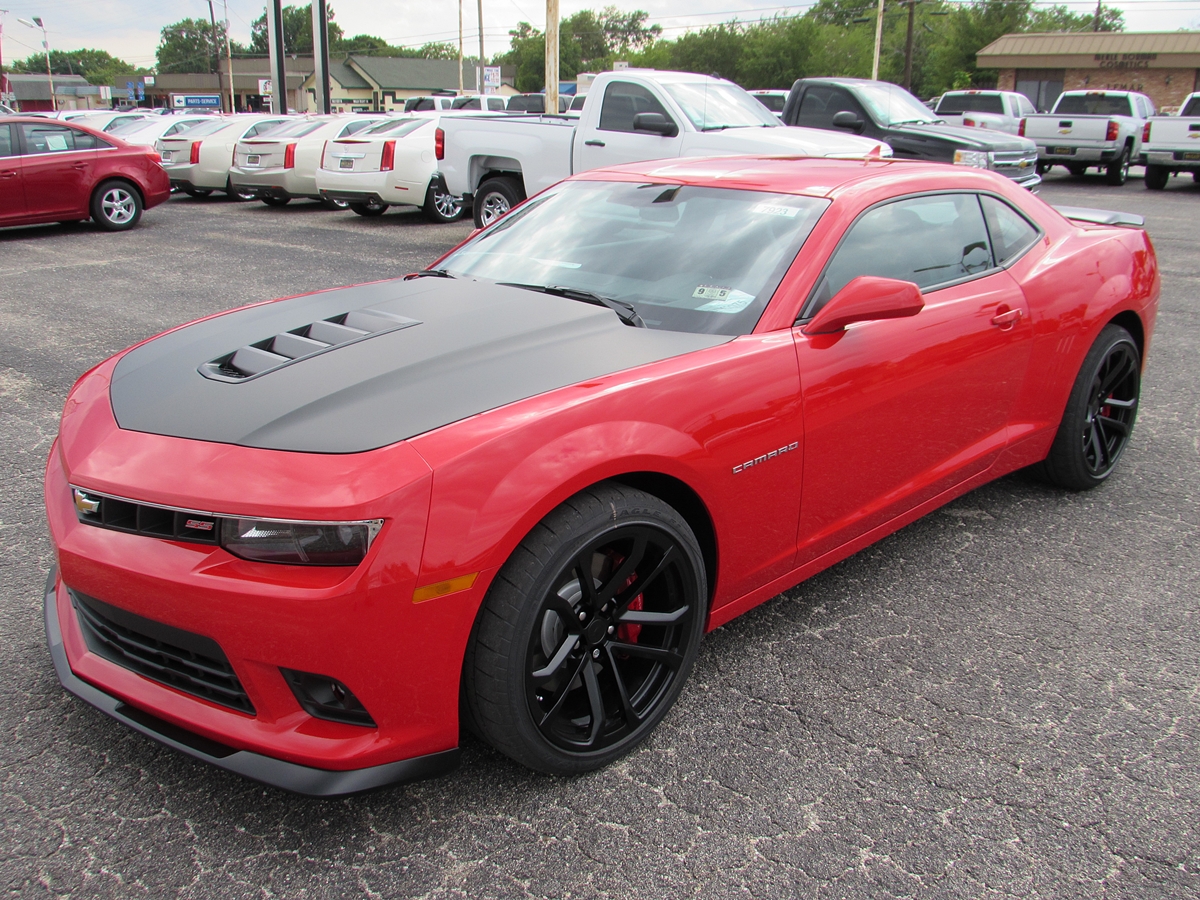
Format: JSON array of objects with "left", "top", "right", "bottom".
[
  {"left": 250, "top": 3, "right": 343, "bottom": 54},
  {"left": 157, "top": 18, "right": 243, "bottom": 74},
  {"left": 10, "top": 48, "right": 147, "bottom": 84}
]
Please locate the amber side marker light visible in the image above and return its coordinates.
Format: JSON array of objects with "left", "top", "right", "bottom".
[{"left": 413, "top": 573, "right": 478, "bottom": 603}]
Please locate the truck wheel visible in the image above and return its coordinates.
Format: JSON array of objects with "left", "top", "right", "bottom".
[
  {"left": 1036, "top": 162, "right": 1051, "bottom": 176},
  {"left": 1067, "top": 164, "right": 1088, "bottom": 178},
  {"left": 1143, "top": 165, "right": 1169, "bottom": 190},
  {"left": 473, "top": 177, "right": 523, "bottom": 229},
  {"left": 1105, "top": 145, "right": 1130, "bottom": 186}
]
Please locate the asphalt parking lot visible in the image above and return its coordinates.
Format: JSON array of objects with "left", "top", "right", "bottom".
[{"left": 2, "top": 171, "right": 1198, "bottom": 899}]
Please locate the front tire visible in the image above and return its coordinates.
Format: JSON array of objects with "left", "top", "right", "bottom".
[
  {"left": 1143, "top": 165, "right": 1169, "bottom": 190},
  {"left": 1039, "top": 324, "right": 1140, "bottom": 491},
  {"left": 349, "top": 199, "right": 387, "bottom": 217},
  {"left": 90, "top": 180, "right": 142, "bottom": 231},
  {"left": 424, "top": 183, "right": 464, "bottom": 223},
  {"left": 472, "top": 176, "right": 523, "bottom": 228},
  {"left": 464, "top": 483, "right": 707, "bottom": 775},
  {"left": 1105, "top": 145, "right": 1131, "bottom": 186}
]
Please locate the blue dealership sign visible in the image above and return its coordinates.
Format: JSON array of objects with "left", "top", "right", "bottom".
[
  {"left": 172, "top": 94, "right": 223, "bottom": 109},
  {"left": 126, "top": 81, "right": 135, "bottom": 103}
]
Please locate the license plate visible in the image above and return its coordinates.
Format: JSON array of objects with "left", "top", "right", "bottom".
[
  {"left": 246, "top": 154, "right": 260, "bottom": 166},
  {"left": 1052, "top": 146, "right": 1073, "bottom": 155},
  {"left": 160, "top": 151, "right": 172, "bottom": 162},
  {"left": 339, "top": 158, "right": 354, "bottom": 169},
  {"left": 1183, "top": 151, "right": 1200, "bottom": 161}
]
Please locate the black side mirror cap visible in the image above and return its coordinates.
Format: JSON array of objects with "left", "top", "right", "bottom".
[
  {"left": 633, "top": 112, "right": 679, "bottom": 137},
  {"left": 832, "top": 110, "right": 864, "bottom": 131}
]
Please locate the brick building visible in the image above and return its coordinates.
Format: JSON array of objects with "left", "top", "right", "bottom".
[{"left": 977, "top": 31, "right": 1200, "bottom": 113}]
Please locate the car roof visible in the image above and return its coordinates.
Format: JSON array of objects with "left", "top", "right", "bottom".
[{"left": 573, "top": 155, "right": 1002, "bottom": 200}]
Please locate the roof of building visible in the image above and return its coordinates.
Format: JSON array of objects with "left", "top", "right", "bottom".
[
  {"left": 979, "top": 31, "right": 1200, "bottom": 66},
  {"left": 329, "top": 59, "right": 371, "bottom": 90},
  {"left": 6, "top": 72, "right": 90, "bottom": 101},
  {"left": 346, "top": 56, "right": 473, "bottom": 91}
]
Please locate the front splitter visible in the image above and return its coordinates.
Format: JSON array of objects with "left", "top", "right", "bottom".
[{"left": 43, "top": 567, "right": 460, "bottom": 797}]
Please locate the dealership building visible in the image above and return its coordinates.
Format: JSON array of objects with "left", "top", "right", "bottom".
[{"left": 978, "top": 31, "right": 1200, "bottom": 113}]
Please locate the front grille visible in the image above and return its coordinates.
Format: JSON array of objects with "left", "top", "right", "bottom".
[
  {"left": 71, "top": 487, "right": 221, "bottom": 545},
  {"left": 992, "top": 149, "right": 1039, "bottom": 178},
  {"left": 71, "top": 591, "right": 255, "bottom": 714}
]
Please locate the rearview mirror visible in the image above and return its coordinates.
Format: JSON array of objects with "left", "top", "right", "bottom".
[
  {"left": 633, "top": 112, "right": 679, "bottom": 137},
  {"left": 802, "top": 276, "right": 924, "bottom": 335},
  {"left": 832, "top": 110, "right": 864, "bottom": 132}
]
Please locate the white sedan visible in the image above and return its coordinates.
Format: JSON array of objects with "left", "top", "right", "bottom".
[
  {"left": 228, "top": 115, "right": 392, "bottom": 208},
  {"left": 157, "top": 114, "right": 289, "bottom": 198},
  {"left": 103, "top": 115, "right": 212, "bottom": 147},
  {"left": 314, "top": 116, "right": 464, "bottom": 222}
]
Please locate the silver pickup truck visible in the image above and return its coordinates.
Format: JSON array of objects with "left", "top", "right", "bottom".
[
  {"left": 1021, "top": 90, "right": 1155, "bottom": 185},
  {"left": 1143, "top": 92, "right": 1200, "bottom": 190},
  {"left": 934, "top": 90, "right": 1036, "bottom": 135}
]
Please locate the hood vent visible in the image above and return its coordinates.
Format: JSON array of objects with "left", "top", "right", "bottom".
[{"left": 200, "top": 308, "right": 421, "bottom": 383}]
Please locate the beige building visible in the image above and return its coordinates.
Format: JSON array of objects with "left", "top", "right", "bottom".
[
  {"left": 301, "top": 57, "right": 479, "bottom": 112},
  {"left": 979, "top": 31, "right": 1200, "bottom": 113},
  {"left": 112, "top": 58, "right": 313, "bottom": 113}
]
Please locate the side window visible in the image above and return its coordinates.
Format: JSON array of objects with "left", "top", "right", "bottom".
[
  {"left": 488, "top": 98, "right": 506, "bottom": 111},
  {"left": 794, "top": 86, "right": 862, "bottom": 129},
  {"left": 980, "top": 195, "right": 1039, "bottom": 265},
  {"left": 806, "top": 194, "right": 994, "bottom": 316},
  {"left": 20, "top": 123, "right": 95, "bottom": 154},
  {"left": 1019, "top": 96, "right": 1037, "bottom": 117},
  {"left": 598, "top": 81, "right": 672, "bottom": 133},
  {"left": 0, "top": 124, "right": 15, "bottom": 158}
]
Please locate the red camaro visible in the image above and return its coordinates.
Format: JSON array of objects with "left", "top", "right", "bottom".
[
  {"left": 44, "top": 157, "right": 1158, "bottom": 795},
  {"left": 1, "top": 116, "right": 169, "bottom": 231}
]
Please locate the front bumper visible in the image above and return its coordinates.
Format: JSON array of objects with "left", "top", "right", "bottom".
[{"left": 45, "top": 567, "right": 459, "bottom": 796}]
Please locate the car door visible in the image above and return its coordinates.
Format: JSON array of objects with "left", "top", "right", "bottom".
[
  {"left": 17, "top": 122, "right": 96, "bottom": 219},
  {"left": 0, "top": 124, "right": 25, "bottom": 223},
  {"left": 792, "top": 84, "right": 878, "bottom": 140},
  {"left": 576, "top": 80, "right": 683, "bottom": 171},
  {"left": 792, "top": 192, "right": 1033, "bottom": 565}
]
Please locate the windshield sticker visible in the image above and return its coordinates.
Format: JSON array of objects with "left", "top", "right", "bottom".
[
  {"left": 693, "top": 285, "right": 731, "bottom": 301},
  {"left": 45, "top": 134, "right": 69, "bottom": 151},
  {"left": 531, "top": 257, "right": 582, "bottom": 269},
  {"left": 697, "top": 289, "right": 755, "bottom": 314},
  {"left": 751, "top": 203, "right": 800, "bottom": 218}
]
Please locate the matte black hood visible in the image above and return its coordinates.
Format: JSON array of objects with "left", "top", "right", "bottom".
[
  {"left": 893, "top": 122, "right": 1031, "bottom": 153},
  {"left": 110, "top": 279, "right": 731, "bottom": 453}
]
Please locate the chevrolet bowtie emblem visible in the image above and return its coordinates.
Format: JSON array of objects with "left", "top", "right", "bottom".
[{"left": 1058, "top": 128, "right": 1071, "bottom": 134}]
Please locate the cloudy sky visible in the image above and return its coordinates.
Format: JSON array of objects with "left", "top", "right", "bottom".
[{"left": 2, "top": 0, "right": 1198, "bottom": 71}]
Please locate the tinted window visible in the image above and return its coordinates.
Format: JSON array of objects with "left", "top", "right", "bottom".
[
  {"left": 489, "top": 97, "right": 507, "bottom": 111},
  {"left": 0, "top": 124, "right": 15, "bottom": 158},
  {"left": 439, "top": 181, "right": 828, "bottom": 336},
  {"left": 406, "top": 97, "right": 436, "bottom": 111},
  {"left": 808, "top": 194, "right": 994, "bottom": 315},
  {"left": 754, "top": 93, "right": 786, "bottom": 113},
  {"left": 980, "top": 195, "right": 1039, "bottom": 265},
  {"left": 1183, "top": 96, "right": 1200, "bottom": 117},
  {"left": 242, "top": 119, "right": 286, "bottom": 137},
  {"left": 937, "top": 93, "right": 1005, "bottom": 115},
  {"left": 507, "top": 95, "right": 543, "bottom": 113},
  {"left": 364, "top": 118, "right": 429, "bottom": 137},
  {"left": 598, "top": 82, "right": 671, "bottom": 133},
  {"left": 1054, "top": 94, "right": 1133, "bottom": 117},
  {"left": 258, "top": 120, "right": 327, "bottom": 138},
  {"left": 452, "top": 97, "right": 481, "bottom": 110},
  {"left": 336, "top": 119, "right": 378, "bottom": 137},
  {"left": 170, "top": 118, "right": 230, "bottom": 139},
  {"left": 20, "top": 123, "right": 101, "bottom": 154},
  {"left": 795, "top": 86, "right": 862, "bottom": 129},
  {"left": 570, "top": 95, "right": 586, "bottom": 110}
]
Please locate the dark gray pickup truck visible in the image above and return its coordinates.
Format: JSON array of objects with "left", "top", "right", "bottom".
[{"left": 781, "top": 77, "right": 1041, "bottom": 188}]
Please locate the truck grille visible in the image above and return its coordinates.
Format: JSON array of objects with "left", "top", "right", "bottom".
[
  {"left": 992, "top": 149, "right": 1039, "bottom": 179},
  {"left": 71, "top": 590, "right": 255, "bottom": 714}
]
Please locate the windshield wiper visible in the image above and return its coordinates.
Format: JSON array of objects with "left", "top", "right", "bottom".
[
  {"left": 406, "top": 267, "right": 455, "bottom": 279},
  {"left": 499, "top": 283, "right": 645, "bottom": 327}
]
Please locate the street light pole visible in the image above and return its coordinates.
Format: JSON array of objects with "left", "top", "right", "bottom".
[
  {"left": 458, "top": 0, "right": 464, "bottom": 93},
  {"left": 477, "top": 0, "right": 484, "bottom": 93},
  {"left": 18, "top": 16, "right": 55, "bottom": 110}
]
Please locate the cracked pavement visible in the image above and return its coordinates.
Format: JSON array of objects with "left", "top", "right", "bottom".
[{"left": 2, "top": 175, "right": 1197, "bottom": 898}]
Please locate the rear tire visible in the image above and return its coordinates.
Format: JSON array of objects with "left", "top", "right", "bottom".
[
  {"left": 1144, "top": 165, "right": 1169, "bottom": 190},
  {"left": 472, "top": 176, "right": 523, "bottom": 229},
  {"left": 260, "top": 196, "right": 290, "bottom": 207},
  {"left": 1105, "top": 145, "right": 1131, "bottom": 186},
  {"left": 90, "top": 180, "right": 142, "bottom": 231},
  {"left": 349, "top": 199, "right": 387, "bottom": 217},
  {"left": 1038, "top": 324, "right": 1140, "bottom": 491},
  {"left": 424, "top": 183, "right": 464, "bottom": 223}
]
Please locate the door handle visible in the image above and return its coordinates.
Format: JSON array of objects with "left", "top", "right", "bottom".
[
  {"left": 0, "top": 170, "right": 16, "bottom": 178},
  {"left": 584, "top": 139, "right": 605, "bottom": 147},
  {"left": 990, "top": 307, "right": 1023, "bottom": 329},
  {"left": 73, "top": 163, "right": 89, "bottom": 170}
]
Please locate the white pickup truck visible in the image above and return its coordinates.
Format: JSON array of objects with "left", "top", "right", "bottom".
[
  {"left": 1021, "top": 89, "right": 1155, "bottom": 185},
  {"left": 438, "top": 69, "right": 893, "bottom": 227},
  {"left": 933, "top": 90, "right": 1036, "bottom": 135},
  {"left": 1142, "top": 92, "right": 1200, "bottom": 190}
]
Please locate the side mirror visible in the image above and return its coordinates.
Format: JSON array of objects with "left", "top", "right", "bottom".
[
  {"left": 832, "top": 110, "right": 864, "bottom": 132},
  {"left": 633, "top": 112, "right": 679, "bottom": 137},
  {"left": 802, "top": 276, "right": 924, "bottom": 335}
]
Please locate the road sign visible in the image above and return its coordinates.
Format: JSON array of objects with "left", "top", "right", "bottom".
[
  {"left": 171, "top": 94, "right": 223, "bottom": 109},
  {"left": 483, "top": 66, "right": 501, "bottom": 95},
  {"left": 136, "top": 83, "right": 145, "bottom": 101},
  {"left": 126, "top": 81, "right": 135, "bottom": 103}
]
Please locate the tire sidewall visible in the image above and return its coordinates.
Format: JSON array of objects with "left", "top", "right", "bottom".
[
  {"left": 90, "top": 180, "right": 142, "bottom": 231},
  {"left": 425, "top": 184, "right": 463, "bottom": 223},
  {"left": 472, "top": 178, "right": 520, "bottom": 229}
]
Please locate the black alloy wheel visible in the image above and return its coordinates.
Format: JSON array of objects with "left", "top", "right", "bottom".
[
  {"left": 1106, "top": 145, "right": 1131, "bottom": 186},
  {"left": 1040, "top": 324, "right": 1140, "bottom": 490},
  {"left": 465, "top": 483, "right": 706, "bottom": 774},
  {"left": 1144, "top": 165, "right": 1169, "bottom": 190}
]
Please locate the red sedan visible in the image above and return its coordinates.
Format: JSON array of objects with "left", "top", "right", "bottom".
[
  {"left": 43, "top": 157, "right": 1158, "bottom": 795},
  {"left": 1, "top": 116, "right": 169, "bottom": 231}
]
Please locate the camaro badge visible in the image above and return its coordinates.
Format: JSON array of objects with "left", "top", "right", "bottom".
[
  {"left": 733, "top": 442, "right": 799, "bottom": 474},
  {"left": 185, "top": 518, "right": 215, "bottom": 532}
]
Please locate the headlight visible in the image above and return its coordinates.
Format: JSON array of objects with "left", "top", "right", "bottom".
[
  {"left": 221, "top": 517, "right": 384, "bottom": 566},
  {"left": 953, "top": 149, "right": 991, "bottom": 168}
]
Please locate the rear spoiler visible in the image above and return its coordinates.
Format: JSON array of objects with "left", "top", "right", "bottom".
[{"left": 1054, "top": 205, "right": 1145, "bottom": 228}]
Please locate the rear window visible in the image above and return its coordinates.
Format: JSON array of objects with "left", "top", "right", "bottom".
[
  {"left": 173, "top": 118, "right": 234, "bottom": 139},
  {"left": 1054, "top": 93, "right": 1133, "bottom": 117},
  {"left": 256, "top": 120, "right": 327, "bottom": 138},
  {"left": 364, "top": 118, "right": 430, "bottom": 137},
  {"left": 336, "top": 119, "right": 379, "bottom": 137},
  {"left": 754, "top": 93, "right": 786, "bottom": 113},
  {"left": 452, "top": 97, "right": 481, "bottom": 110},
  {"left": 1182, "top": 96, "right": 1200, "bottom": 117},
  {"left": 937, "top": 93, "right": 1005, "bottom": 115}
]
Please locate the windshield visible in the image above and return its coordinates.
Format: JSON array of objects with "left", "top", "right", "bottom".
[
  {"left": 855, "top": 81, "right": 940, "bottom": 126},
  {"left": 1053, "top": 94, "right": 1133, "bottom": 117},
  {"left": 364, "top": 118, "right": 430, "bottom": 137},
  {"left": 438, "top": 181, "right": 827, "bottom": 336},
  {"left": 936, "top": 93, "right": 1004, "bottom": 115},
  {"left": 662, "top": 81, "right": 780, "bottom": 130}
]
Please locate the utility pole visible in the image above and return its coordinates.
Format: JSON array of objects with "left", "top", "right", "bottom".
[
  {"left": 871, "top": 0, "right": 884, "bottom": 81},
  {"left": 310, "top": 0, "right": 331, "bottom": 113},
  {"left": 903, "top": 0, "right": 916, "bottom": 92},
  {"left": 205, "top": 0, "right": 219, "bottom": 75},
  {"left": 18, "top": 16, "right": 55, "bottom": 110},
  {"left": 545, "top": 0, "right": 558, "bottom": 112},
  {"left": 265, "top": 0, "right": 288, "bottom": 114},
  {"left": 477, "top": 0, "right": 484, "bottom": 93},
  {"left": 0, "top": 10, "right": 7, "bottom": 107},
  {"left": 223, "top": 0, "right": 235, "bottom": 112},
  {"left": 1093, "top": 0, "right": 1102, "bottom": 31},
  {"left": 458, "top": 0, "right": 464, "bottom": 93}
]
